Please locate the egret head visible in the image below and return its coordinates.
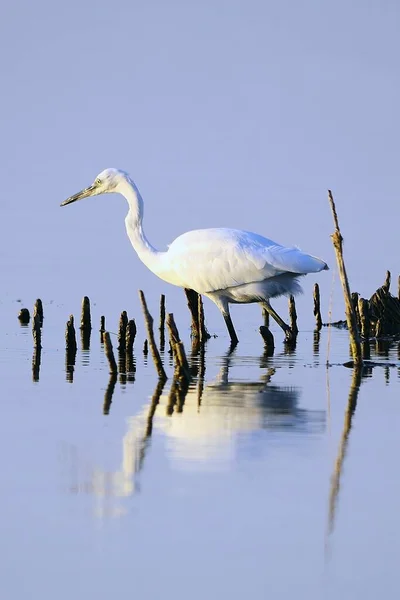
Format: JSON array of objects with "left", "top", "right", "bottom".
[{"left": 61, "top": 168, "right": 129, "bottom": 206}]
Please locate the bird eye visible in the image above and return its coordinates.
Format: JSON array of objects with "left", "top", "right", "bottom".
[{"left": 95, "top": 178, "right": 102, "bottom": 185}]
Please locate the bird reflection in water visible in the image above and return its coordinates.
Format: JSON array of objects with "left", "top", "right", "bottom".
[{"left": 65, "top": 345, "right": 326, "bottom": 518}]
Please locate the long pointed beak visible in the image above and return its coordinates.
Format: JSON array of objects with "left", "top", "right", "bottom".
[{"left": 60, "top": 184, "right": 97, "bottom": 207}]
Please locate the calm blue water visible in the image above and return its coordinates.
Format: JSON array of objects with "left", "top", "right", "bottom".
[{"left": 1, "top": 294, "right": 399, "bottom": 600}]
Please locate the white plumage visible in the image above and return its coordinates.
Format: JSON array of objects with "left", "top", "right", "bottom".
[{"left": 61, "top": 168, "right": 328, "bottom": 344}]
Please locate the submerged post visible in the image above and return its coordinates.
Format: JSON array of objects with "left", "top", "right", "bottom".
[
  {"left": 328, "top": 190, "right": 362, "bottom": 366},
  {"left": 18, "top": 308, "right": 30, "bottom": 324}
]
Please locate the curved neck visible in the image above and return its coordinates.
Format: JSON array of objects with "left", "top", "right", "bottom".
[{"left": 118, "top": 177, "right": 162, "bottom": 273}]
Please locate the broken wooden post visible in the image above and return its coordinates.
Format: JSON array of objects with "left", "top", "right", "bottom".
[
  {"left": 103, "top": 331, "right": 118, "bottom": 374},
  {"left": 80, "top": 296, "right": 91, "bottom": 332},
  {"left": 125, "top": 319, "right": 137, "bottom": 376},
  {"left": 328, "top": 190, "right": 362, "bottom": 366},
  {"left": 80, "top": 296, "right": 91, "bottom": 350},
  {"left": 65, "top": 315, "right": 77, "bottom": 382},
  {"left": 34, "top": 298, "right": 43, "bottom": 326},
  {"left": 358, "top": 297, "right": 370, "bottom": 339},
  {"left": 65, "top": 315, "right": 77, "bottom": 354},
  {"left": 288, "top": 295, "right": 298, "bottom": 337},
  {"left": 166, "top": 313, "right": 191, "bottom": 381},
  {"left": 126, "top": 319, "right": 137, "bottom": 354},
  {"left": 351, "top": 292, "right": 360, "bottom": 331},
  {"left": 18, "top": 308, "right": 30, "bottom": 324},
  {"left": 139, "top": 290, "right": 167, "bottom": 381},
  {"left": 143, "top": 339, "right": 148, "bottom": 355},
  {"left": 313, "top": 283, "right": 322, "bottom": 330},
  {"left": 100, "top": 315, "right": 105, "bottom": 343},
  {"left": 382, "top": 270, "right": 391, "bottom": 294},
  {"left": 117, "top": 311, "right": 128, "bottom": 352},
  {"left": 184, "top": 288, "right": 200, "bottom": 338},
  {"left": 159, "top": 294, "right": 166, "bottom": 350},
  {"left": 32, "top": 312, "right": 42, "bottom": 349}
]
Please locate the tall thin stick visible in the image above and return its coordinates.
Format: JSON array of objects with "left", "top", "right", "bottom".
[
  {"left": 103, "top": 332, "right": 118, "bottom": 374},
  {"left": 288, "top": 295, "right": 298, "bottom": 336},
  {"left": 313, "top": 283, "right": 322, "bottom": 330},
  {"left": 159, "top": 294, "right": 166, "bottom": 349},
  {"left": 139, "top": 290, "right": 167, "bottom": 381},
  {"left": 166, "top": 313, "right": 191, "bottom": 381},
  {"left": 328, "top": 190, "right": 362, "bottom": 366}
]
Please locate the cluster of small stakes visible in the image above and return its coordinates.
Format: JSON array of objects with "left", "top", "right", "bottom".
[{"left": 18, "top": 269, "right": 400, "bottom": 380}]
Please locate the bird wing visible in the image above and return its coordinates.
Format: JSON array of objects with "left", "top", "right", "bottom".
[{"left": 161, "top": 228, "right": 327, "bottom": 293}]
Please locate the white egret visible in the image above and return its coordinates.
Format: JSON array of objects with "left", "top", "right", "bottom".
[{"left": 61, "top": 168, "right": 328, "bottom": 344}]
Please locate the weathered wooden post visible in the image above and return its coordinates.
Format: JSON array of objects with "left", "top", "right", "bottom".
[
  {"left": 328, "top": 190, "right": 362, "bottom": 366},
  {"left": 139, "top": 290, "right": 167, "bottom": 381},
  {"left": 313, "top": 283, "right": 322, "bottom": 330}
]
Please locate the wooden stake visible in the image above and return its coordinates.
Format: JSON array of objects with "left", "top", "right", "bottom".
[
  {"left": 159, "top": 294, "right": 166, "bottom": 349},
  {"left": 313, "top": 283, "right": 322, "bottom": 330},
  {"left": 328, "top": 190, "right": 362, "bottom": 366},
  {"left": 103, "top": 332, "right": 118, "bottom": 374},
  {"left": 34, "top": 298, "right": 43, "bottom": 326},
  {"left": 382, "top": 270, "right": 391, "bottom": 294},
  {"left": 32, "top": 313, "right": 42, "bottom": 348},
  {"left": 139, "top": 290, "right": 167, "bottom": 381},
  {"left": 65, "top": 315, "right": 77, "bottom": 354},
  {"left": 288, "top": 295, "right": 298, "bottom": 336},
  {"left": 166, "top": 313, "right": 191, "bottom": 381},
  {"left": 18, "top": 308, "right": 30, "bottom": 324},
  {"left": 80, "top": 296, "right": 92, "bottom": 332},
  {"left": 100, "top": 315, "right": 105, "bottom": 343},
  {"left": 358, "top": 297, "right": 370, "bottom": 339},
  {"left": 126, "top": 319, "right": 137, "bottom": 354},
  {"left": 184, "top": 288, "right": 200, "bottom": 338},
  {"left": 117, "top": 311, "right": 128, "bottom": 352}
]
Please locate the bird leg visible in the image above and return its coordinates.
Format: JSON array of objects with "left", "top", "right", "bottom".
[
  {"left": 262, "top": 301, "right": 294, "bottom": 341},
  {"left": 223, "top": 313, "right": 239, "bottom": 346}
]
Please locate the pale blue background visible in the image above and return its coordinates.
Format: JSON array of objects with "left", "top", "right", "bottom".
[{"left": 1, "top": 0, "right": 399, "bottom": 332}]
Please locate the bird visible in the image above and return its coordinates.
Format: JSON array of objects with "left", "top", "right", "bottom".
[{"left": 61, "top": 168, "right": 328, "bottom": 345}]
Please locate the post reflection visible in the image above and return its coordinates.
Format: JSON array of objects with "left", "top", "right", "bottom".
[{"left": 70, "top": 346, "right": 326, "bottom": 517}]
